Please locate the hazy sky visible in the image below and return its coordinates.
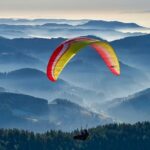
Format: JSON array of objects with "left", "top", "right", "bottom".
[{"left": 0, "top": 0, "right": 150, "bottom": 27}]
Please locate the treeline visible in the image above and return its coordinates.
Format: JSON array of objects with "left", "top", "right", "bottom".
[{"left": 0, "top": 122, "right": 150, "bottom": 150}]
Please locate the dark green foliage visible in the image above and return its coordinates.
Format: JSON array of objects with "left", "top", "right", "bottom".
[{"left": 0, "top": 122, "right": 150, "bottom": 150}]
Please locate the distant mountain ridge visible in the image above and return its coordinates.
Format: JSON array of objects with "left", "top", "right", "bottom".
[
  {"left": 0, "top": 18, "right": 88, "bottom": 25},
  {"left": 0, "top": 68, "right": 104, "bottom": 104},
  {"left": 49, "top": 99, "right": 112, "bottom": 131},
  {"left": 107, "top": 88, "right": 150, "bottom": 123},
  {"left": 111, "top": 34, "right": 150, "bottom": 72},
  {"left": 79, "top": 20, "right": 143, "bottom": 29},
  {"left": 6, "top": 68, "right": 45, "bottom": 79},
  {"left": 0, "top": 19, "right": 146, "bottom": 40},
  {"left": 0, "top": 92, "right": 112, "bottom": 131}
]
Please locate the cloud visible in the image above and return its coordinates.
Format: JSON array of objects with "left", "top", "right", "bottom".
[
  {"left": 0, "top": 0, "right": 150, "bottom": 13},
  {"left": 141, "top": 10, "right": 150, "bottom": 13},
  {"left": 121, "top": 9, "right": 150, "bottom": 14}
]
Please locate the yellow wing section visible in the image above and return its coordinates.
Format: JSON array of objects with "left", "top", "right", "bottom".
[{"left": 53, "top": 40, "right": 95, "bottom": 80}]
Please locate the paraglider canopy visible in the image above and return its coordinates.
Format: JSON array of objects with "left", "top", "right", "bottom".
[{"left": 47, "top": 37, "right": 120, "bottom": 82}]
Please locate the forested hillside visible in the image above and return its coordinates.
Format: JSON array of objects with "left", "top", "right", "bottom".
[{"left": 0, "top": 122, "right": 150, "bottom": 150}]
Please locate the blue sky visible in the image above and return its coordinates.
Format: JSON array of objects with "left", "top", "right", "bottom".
[{"left": 0, "top": 0, "right": 150, "bottom": 27}]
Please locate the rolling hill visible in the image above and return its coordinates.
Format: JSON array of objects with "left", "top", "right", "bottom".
[
  {"left": 0, "top": 92, "right": 112, "bottom": 132},
  {"left": 0, "top": 68, "right": 101, "bottom": 104},
  {"left": 107, "top": 88, "right": 150, "bottom": 123},
  {"left": 111, "top": 34, "right": 150, "bottom": 72}
]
